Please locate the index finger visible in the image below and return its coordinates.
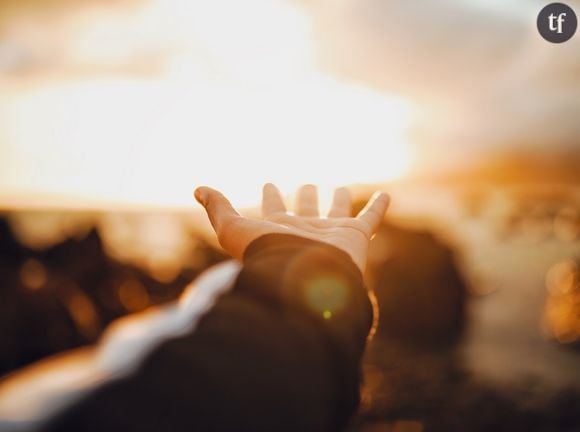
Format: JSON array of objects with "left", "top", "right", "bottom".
[{"left": 262, "top": 183, "right": 287, "bottom": 217}]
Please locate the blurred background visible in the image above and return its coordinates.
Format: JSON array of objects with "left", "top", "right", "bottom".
[{"left": 1, "top": 0, "right": 579, "bottom": 430}]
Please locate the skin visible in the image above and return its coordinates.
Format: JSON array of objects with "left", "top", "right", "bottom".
[{"left": 194, "top": 183, "right": 390, "bottom": 273}]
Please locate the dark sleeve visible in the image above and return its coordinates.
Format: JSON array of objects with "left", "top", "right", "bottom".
[{"left": 48, "top": 234, "right": 374, "bottom": 432}]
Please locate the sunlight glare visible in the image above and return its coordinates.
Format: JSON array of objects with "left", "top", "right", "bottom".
[{"left": 0, "top": 0, "right": 414, "bottom": 209}]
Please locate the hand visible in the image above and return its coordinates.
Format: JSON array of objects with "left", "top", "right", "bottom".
[{"left": 194, "top": 184, "right": 390, "bottom": 272}]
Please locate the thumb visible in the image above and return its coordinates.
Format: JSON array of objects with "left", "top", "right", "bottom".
[{"left": 194, "top": 186, "right": 241, "bottom": 235}]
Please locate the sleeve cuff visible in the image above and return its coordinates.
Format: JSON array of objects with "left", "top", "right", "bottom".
[{"left": 239, "top": 233, "right": 373, "bottom": 357}]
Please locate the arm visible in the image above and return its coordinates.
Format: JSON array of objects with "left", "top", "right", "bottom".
[{"left": 46, "top": 184, "right": 389, "bottom": 431}]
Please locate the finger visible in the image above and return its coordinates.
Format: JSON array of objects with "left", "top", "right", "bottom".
[
  {"left": 295, "top": 184, "right": 319, "bottom": 217},
  {"left": 262, "top": 183, "right": 287, "bottom": 217},
  {"left": 356, "top": 192, "right": 390, "bottom": 235},
  {"left": 194, "top": 186, "right": 241, "bottom": 233},
  {"left": 328, "top": 187, "right": 351, "bottom": 218}
]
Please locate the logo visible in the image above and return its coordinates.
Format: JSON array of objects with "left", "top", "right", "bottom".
[{"left": 537, "top": 3, "right": 577, "bottom": 43}]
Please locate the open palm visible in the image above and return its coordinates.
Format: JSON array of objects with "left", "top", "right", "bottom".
[{"left": 194, "top": 184, "right": 390, "bottom": 272}]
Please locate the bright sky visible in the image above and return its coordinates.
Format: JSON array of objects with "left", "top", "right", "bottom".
[
  {"left": 0, "top": 0, "right": 413, "bottom": 209},
  {"left": 1, "top": 0, "right": 578, "bottom": 209}
]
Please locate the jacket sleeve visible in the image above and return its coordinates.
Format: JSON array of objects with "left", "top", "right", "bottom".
[{"left": 47, "top": 233, "right": 374, "bottom": 432}]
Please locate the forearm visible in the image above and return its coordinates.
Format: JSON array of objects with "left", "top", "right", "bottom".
[{"left": 44, "top": 234, "right": 373, "bottom": 431}]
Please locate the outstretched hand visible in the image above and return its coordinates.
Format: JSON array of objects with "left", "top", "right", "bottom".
[{"left": 194, "top": 184, "right": 389, "bottom": 272}]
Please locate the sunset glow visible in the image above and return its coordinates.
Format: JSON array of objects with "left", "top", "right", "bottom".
[{"left": 0, "top": 0, "right": 414, "bottom": 210}]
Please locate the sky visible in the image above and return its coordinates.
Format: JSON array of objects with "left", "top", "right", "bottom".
[
  {"left": 0, "top": 0, "right": 578, "bottom": 208},
  {"left": 309, "top": 0, "right": 580, "bottom": 168}
]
